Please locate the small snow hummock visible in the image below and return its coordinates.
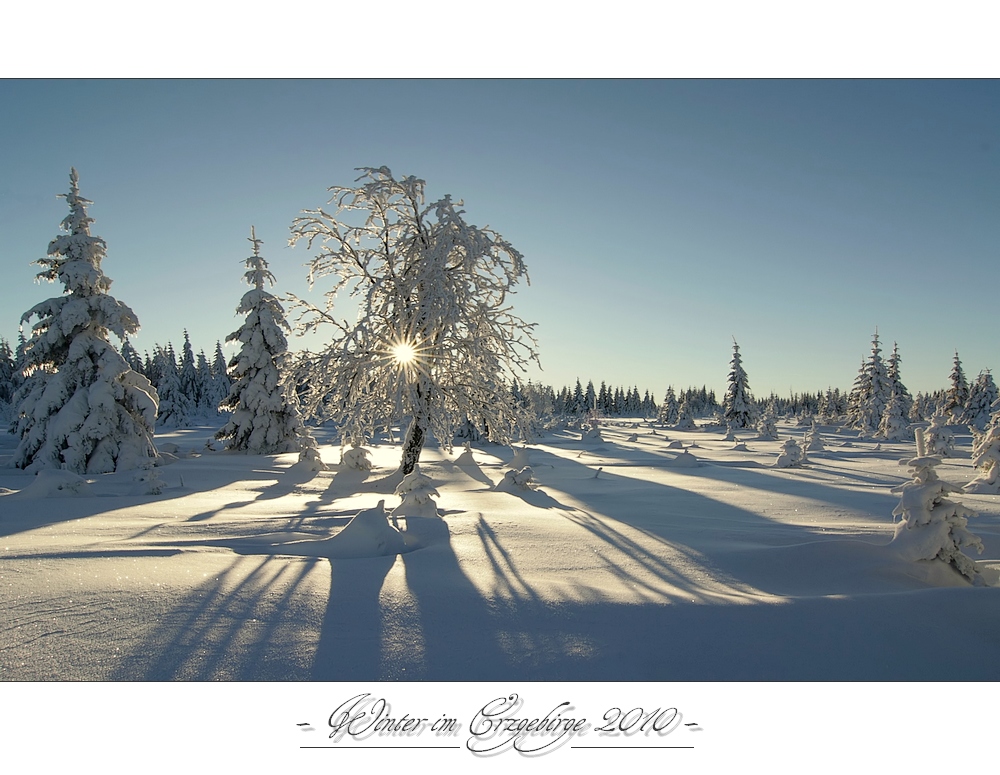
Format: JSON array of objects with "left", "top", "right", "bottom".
[
  {"left": 132, "top": 464, "right": 164, "bottom": 496},
  {"left": 891, "top": 429, "right": 996, "bottom": 586},
  {"left": 494, "top": 466, "right": 538, "bottom": 492},
  {"left": 10, "top": 469, "right": 90, "bottom": 498},
  {"left": 668, "top": 449, "right": 699, "bottom": 468},
  {"left": 391, "top": 465, "right": 440, "bottom": 518},
  {"left": 280, "top": 500, "right": 410, "bottom": 559},
  {"left": 581, "top": 424, "right": 603, "bottom": 443},
  {"left": 774, "top": 437, "right": 806, "bottom": 468}
]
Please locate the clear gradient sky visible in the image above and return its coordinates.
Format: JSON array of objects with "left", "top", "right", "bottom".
[{"left": 1, "top": 78, "right": 997, "bottom": 399}]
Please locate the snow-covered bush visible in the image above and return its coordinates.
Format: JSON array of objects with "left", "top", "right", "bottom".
[
  {"left": 494, "top": 466, "right": 538, "bottom": 492},
  {"left": 342, "top": 444, "right": 373, "bottom": 471},
  {"left": 892, "top": 430, "right": 994, "bottom": 586},
  {"left": 392, "top": 465, "right": 440, "bottom": 517},
  {"left": 774, "top": 437, "right": 806, "bottom": 468},
  {"left": 11, "top": 169, "right": 158, "bottom": 474}
]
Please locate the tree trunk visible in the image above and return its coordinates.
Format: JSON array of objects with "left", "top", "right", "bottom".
[{"left": 401, "top": 417, "right": 426, "bottom": 476}]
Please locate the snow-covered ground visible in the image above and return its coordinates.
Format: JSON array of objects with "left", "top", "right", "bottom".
[{"left": 3, "top": 419, "right": 999, "bottom": 683}]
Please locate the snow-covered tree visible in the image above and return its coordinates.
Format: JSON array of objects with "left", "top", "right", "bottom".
[
  {"left": 962, "top": 370, "right": 997, "bottom": 432},
  {"left": 774, "top": 437, "right": 806, "bottom": 468},
  {"left": 0, "top": 338, "right": 15, "bottom": 406},
  {"left": 967, "top": 397, "right": 1000, "bottom": 494},
  {"left": 657, "top": 387, "right": 679, "bottom": 425},
  {"left": 152, "top": 343, "right": 193, "bottom": 428},
  {"left": 723, "top": 339, "right": 754, "bottom": 429},
  {"left": 217, "top": 227, "right": 314, "bottom": 456},
  {"left": 756, "top": 400, "right": 778, "bottom": 440},
  {"left": 178, "top": 330, "right": 199, "bottom": 407},
  {"left": 288, "top": 167, "right": 539, "bottom": 475},
  {"left": 847, "top": 331, "right": 892, "bottom": 435},
  {"left": 805, "top": 420, "right": 825, "bottom": 451},
  {"left": 886, "top": 341, "right": 912, "bottom": 419},
  {"left": 674, "top": 394, "right": 697, "bottom": 430},
  {"left": 877, "top": 390, "right": 911, "bottom": 441},
  {"left": 924, "top": 409, "right": 955, "bottom": 457},
  {"left": 944, "top": 351, "right": 969, "bottom": 422},
  {"left": 892, "top": 429, "right": 994, "bottom": 585},
  {"left": 10, "top": 168, "right": 158, "bottom": 473},
  {"left": 392, "top": 465, "right": 440, "bottom": 517},
  {"left": 205, "top": 340, "right": 231, "bottom": 413},
  {"left": 195, "top": 349, "right": 212, "bottom": 412}
]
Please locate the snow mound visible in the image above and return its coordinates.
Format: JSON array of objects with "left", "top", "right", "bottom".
[
  {"left": 667, "top": 450, "right": 699, "bottom": 468},
  {"left": 11, "top": 469, "right": 90, "bottom": 498},
  {"left": 278, "top": 500, "right": 411, "bottom": 559}
]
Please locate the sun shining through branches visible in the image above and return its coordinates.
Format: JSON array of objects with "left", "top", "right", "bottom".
[
  {"left": 288, "top": 166, "right": 539, "bottom": 475},
  {"left": 390, "top": 341, "right": 418, "bottom": 367}
]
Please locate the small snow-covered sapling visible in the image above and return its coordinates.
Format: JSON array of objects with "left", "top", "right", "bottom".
[{"left": 891, "top": 428, "right": 995, "bottom": 586}]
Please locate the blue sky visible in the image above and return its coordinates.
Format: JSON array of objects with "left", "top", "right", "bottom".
[{"left": 1, "top": 78, "right": 997, "bottom": 399}]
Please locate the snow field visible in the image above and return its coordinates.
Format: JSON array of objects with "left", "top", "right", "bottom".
[{"left": 2, "top": 420, "right": 1000, "bottom": 681}]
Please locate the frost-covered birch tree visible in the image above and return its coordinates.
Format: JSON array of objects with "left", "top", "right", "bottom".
[
  {"left": 11, "top": 168, "right": 158, "bottom": 473},
  {"left": 288, "top": 167, "right": 539, "bottom": 475},
  {"left": 217, "top": 227, "right": 313, "bottom": 455}
]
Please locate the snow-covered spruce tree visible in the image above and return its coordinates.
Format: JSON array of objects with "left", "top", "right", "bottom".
[
  {"left": 675, "top": 394, "right": 697, "bottom": 430},
  {"left": 657, "top": 387, "right": 679, "bottom": 425},
  {"left": 886, "top": 341, "right": 912, "bottom": 419},
  {"left": 892, "top": 429, "right": 994, "bottom": 585},
  {"left": 847, "top": 331, "right": 892, "bottom": 435},
  {"left": 774, "top": 436, "right": 806, "bottom": 468},
  {"left": 877, "top": 390, "right": 911, "bottom": 441},
  {"left": 178, "top": 330, "right": 199, "bottom": 409},
  {"left": 288, "top": 167, "right": 539, "bottom": 476},
  {"left": 206, "top": 341, "right": 232, "bottom": 413},
  {"left": 967, "top": 396, "right": 1000, "bottom": 493},
  {"left": 11, "top": 168, "right": 158, "bottom": 473},
  {"left": 756, "top": 400, "right": 778, "bottom": 440},
  {"left": 944, "top": 351, "right": 969, "bottom": 422},
  {"left": 723, "top": 339, "right": 754, "bottom": 429},
  {"left": 0, "top": 338, "right": 15, "bottom": 405},
  {"left": 962, "top": 370, "right": 997, "bottom": 432},
  {"left": 217, "top": 227, "right": 316, "bottom": 456},
  {"left": 924, "top": 409, "right": 955, "bottom": 457},
  {"left": 152, "top": 343, "right": 193, "bottom": 428}
]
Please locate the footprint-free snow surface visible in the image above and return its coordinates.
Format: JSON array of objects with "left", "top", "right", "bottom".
[{"left": 2, "top": 421, "right": 999, "bottom": 681}]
